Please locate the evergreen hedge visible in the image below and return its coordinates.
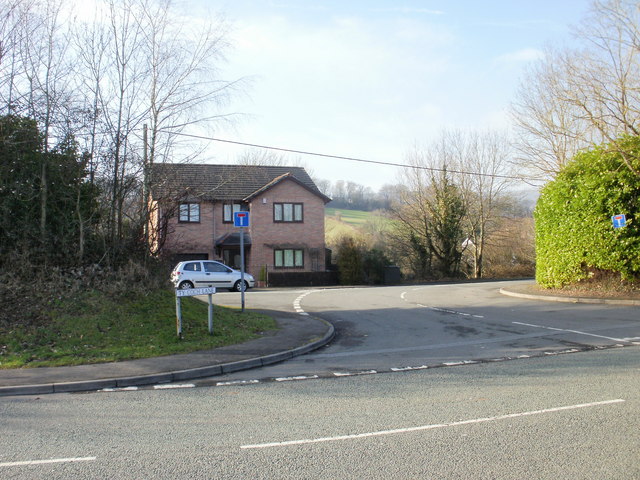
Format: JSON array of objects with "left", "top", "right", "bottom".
[{"left": 534, "top": 136, "right": 640, "bottom": 288}]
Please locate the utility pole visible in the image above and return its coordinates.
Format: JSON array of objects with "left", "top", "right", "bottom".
[{"left": 142, "top": 124, "right": 149, "bottom": 256}]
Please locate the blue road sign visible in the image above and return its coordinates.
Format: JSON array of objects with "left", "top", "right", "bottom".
[
  {"left": 234, "top": 211, "right": 250, "bottom": 227},
  {"left": 612, "top": 214, "right": 627, "bottom": 228}
]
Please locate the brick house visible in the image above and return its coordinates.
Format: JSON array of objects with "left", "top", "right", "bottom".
[{"left": 149, "top": 163, "right": 331, "bottom": 283}]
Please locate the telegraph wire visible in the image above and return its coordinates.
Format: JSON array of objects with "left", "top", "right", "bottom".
[{"left": 160, "top": 130, "right": 545, "bottom": 183}]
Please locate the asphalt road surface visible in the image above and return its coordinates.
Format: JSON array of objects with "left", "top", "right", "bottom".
[
  {"left": 202, "top": 280, "right": 640, "bottom": 383},
  {"left": 1, "top": 280, "right": 638, "bottom": 479},
  {"left": 1, "top": 348, "right": 637, "bottom": 479}
]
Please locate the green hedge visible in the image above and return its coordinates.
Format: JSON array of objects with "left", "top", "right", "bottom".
[{"left": 534, "top": 136, "right": 640, "bottom": 288}]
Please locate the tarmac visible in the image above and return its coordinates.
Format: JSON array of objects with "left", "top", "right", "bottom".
[{"left": 1, "top": 281, "right": 638, "bottom": 397}]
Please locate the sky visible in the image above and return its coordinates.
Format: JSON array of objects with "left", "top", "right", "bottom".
[{"left": 191, "top": 1, "right": 593, "bottom": 190}]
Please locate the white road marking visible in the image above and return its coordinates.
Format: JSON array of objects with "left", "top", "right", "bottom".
[
  {"left": 390, "top": 365, "right": 429, "bottom": 372},
  {"left": 100, "top": 386, "right": 138, "bottom": 392},
  {"left": 275, "top": 375, "right": 319, "bottom": 382},
  {"left": 333, "top": 370, "right": 377, "bottom": 377},
  {"left": 0, "top": 457, "right": 97, "bottom": 468},
  {"left": 240, "top": 399, "right": 625, "bottom": 449},
  {"left": 402, "top": 288, "right": 484, "bottom": 318},
  {"left": 153, "top": 384, "right": 195, "bottom": 390},
  {"left": 216, "top": 379, "right": 260, "bottom": 386},
  {"left": 513, "top": 321, "right": 635, "bottom": 342},
  {"left": 293, "top": 290, "right": 314, "bottom": 315}
]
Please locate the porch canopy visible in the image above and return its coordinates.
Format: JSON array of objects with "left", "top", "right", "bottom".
[{"left": 215, "top": 232, "right": 252, "bottom": 247}]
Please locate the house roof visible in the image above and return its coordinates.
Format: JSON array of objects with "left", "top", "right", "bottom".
[{"left": 150, "top": 163, "right": 331, "bottom": 203}]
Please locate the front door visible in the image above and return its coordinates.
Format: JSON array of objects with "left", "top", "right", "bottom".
[{"left": 222, "top": 248, "right": 241, "bottom": 270}]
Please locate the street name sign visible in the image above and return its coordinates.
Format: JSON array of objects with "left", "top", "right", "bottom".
[
  {"left": 175, "top": 287, "right": 216, "bottom": 337},
  {"left": 176, "top": 286, "right": 216, "bottom": 297}
]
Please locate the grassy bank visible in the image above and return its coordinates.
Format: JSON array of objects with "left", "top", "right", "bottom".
[{"left": 0, "top": 289, "right": 276, "bottom": 368}]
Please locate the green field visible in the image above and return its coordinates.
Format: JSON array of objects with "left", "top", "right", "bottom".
[
  {"left": 325, "top": 207, "right": 376, "bottom": 226},
  {"left": 325, "top": 208, "right": 390, "bottom": 245}
]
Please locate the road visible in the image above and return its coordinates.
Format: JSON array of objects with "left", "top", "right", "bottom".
[
  {"left": 203, "top": 280, "right": 640, "bottom": 384},
  {"left": 1, "top": 280, "right": 638, "bottom": 479},
  {"left": 1, "top": 348, "right": 638, "bottom": 479}
]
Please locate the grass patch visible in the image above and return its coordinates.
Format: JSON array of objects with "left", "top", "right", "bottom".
[
  {"left": 326, "top": 207, "right": 375, "bottom": 226},
  {"left": 0, "top": 289, "right": 277, "bottom": 368}
]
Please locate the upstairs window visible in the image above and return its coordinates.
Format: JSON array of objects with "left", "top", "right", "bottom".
[
  {"left": 223, "top": 203, "right": 244, "bottom": 223},
  {"left": 179, "top": 203, "right": 200, "bottom": 223},
  {"left": 274, "top": 203, "right": 303, "bottom": 223}
]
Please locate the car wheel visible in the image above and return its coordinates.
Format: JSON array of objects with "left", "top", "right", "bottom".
[
  {"left": 178, "top": 281, "right": 194, "bottom": 289},
  {"left": 233, "top": 280, "right": 248, "bottom": 292}
]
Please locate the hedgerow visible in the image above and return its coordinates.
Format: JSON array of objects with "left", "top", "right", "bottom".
[{"left": 534, "top": 136, "right": 640, "bottom": 288}]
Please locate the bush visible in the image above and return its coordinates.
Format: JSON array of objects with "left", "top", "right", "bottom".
[
  {"left": 335, "top": 236, "right": 392, "bottom": 285},
  {"left": 534, "top": 136, "right": 640, "bottom": 288},
  {"left": 336, "top": 236, "right": 363, "bottom": 285}
]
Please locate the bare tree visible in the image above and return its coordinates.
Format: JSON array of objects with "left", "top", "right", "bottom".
[
  {"left": 390, "top": 145, "right": 466, "bottom": 279},
  {"left": 448, "top": 129, "right": 515, "bottom": 278},
  {"left": 510, "top": 48, "right": 597, "bottom": 178},
  {"left": 511, "top": 0, "right": 640, "bottom": 178}
]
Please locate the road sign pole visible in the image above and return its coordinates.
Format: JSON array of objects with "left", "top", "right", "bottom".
[
  {"left": 208, "top": 294, "right": 214, "bottom": 334},
  {"left": 175, "top": 296, "right": 183, "bottom": 339},
  {"left": 233, "top": 211, "right": 250, "bottom": 313},
  {"left": 240, "top": 228, "right": 245, "bottom": 312}
]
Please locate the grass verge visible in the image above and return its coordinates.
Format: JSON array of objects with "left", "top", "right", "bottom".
[{"left": 0, "top": 289, "right": 277, "bottom": 368}]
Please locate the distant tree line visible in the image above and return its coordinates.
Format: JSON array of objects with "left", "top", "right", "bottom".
[{"left": 316, "top": 179, "right": 398, "bottom": 211}]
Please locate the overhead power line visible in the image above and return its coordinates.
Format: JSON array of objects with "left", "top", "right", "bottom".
[{"left": 160, "top": 130, "right": 546, "bottom": 183}]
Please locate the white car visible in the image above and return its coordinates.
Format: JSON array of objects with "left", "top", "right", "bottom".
[{"left": 170, "top": 260, "right": 255, "bottom": 292}]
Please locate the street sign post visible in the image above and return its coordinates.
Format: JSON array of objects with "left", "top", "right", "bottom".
[
  {"left": 233, "top": 212, "right": 250, "bottom": 312},
  {"left": 175, "top": 286, "right": 216, "bottom": 338}
]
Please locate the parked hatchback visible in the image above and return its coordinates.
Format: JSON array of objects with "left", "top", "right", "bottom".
[{"left": 170, "top": 260, "right": 255, "bottom": 292}]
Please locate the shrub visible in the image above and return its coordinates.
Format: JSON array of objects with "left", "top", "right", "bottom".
[
  {"left": 336, "top": 236, "right": 363, "bottom": 285},
  {"left": 534, "top": 136, "right": 640, "bottom": 288}
]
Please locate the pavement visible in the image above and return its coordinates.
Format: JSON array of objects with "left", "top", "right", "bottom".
[
  {"left": 0, "top": 310, "right": 334, "bottom": 397},
  {"left": 2, "top": 280, "right": 638, "bottom": 397}
]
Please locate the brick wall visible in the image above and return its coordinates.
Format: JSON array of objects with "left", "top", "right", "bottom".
[
  {"left": 162, "top": 202, "right": 216, "bottom": 258},
  {"left": 248, "top": 179, "right": 326, "bottom": 274}
]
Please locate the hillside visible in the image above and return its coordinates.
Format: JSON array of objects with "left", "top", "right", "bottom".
[{"left": 325, "top": 207, "right": 389, "bottom": 246}]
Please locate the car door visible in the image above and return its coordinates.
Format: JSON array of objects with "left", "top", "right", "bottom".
[
  {"left": 182, "top": 261, "right": 207, "bottom": 287},
  {"left": 203, "top": 261, "right": 235, "bottom": 288}
]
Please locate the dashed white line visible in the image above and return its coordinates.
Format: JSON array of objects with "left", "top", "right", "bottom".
[
  {"left": 275, "top": 375, "right": 319, "bottom": 382},
  {"left": 240, "top": 399, "right": 625, "bottom": 449},
  {"left": 153, "top": 384, "right": 195, "bottom": 390},
  {"left": 0, "top": 457, "right": 97, "bottom": 468},
  {"left": 293, "top": 290, "right": 314, "bottom": 315},
  {"left": 390, "top": 365, "right": 429, "bottom": 372},
  {"left": 333, "top": 370, "right": 377, "bottom": 377},
  {"left": 216, "top": 379, "right": 260, "bottom": 386},
  {"left": 100, "top": 386, "right": 138, "bottom": 392}
]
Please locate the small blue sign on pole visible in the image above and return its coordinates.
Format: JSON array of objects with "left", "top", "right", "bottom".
[
  {"left": 612, "top": 214, "right": 627, "bottom": 228},
  {"left": 233, "top": 211, "right": 249, "bottom": 312},
  {"left": 234, "top": 211, "right": 250, "bottom": 228}
]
